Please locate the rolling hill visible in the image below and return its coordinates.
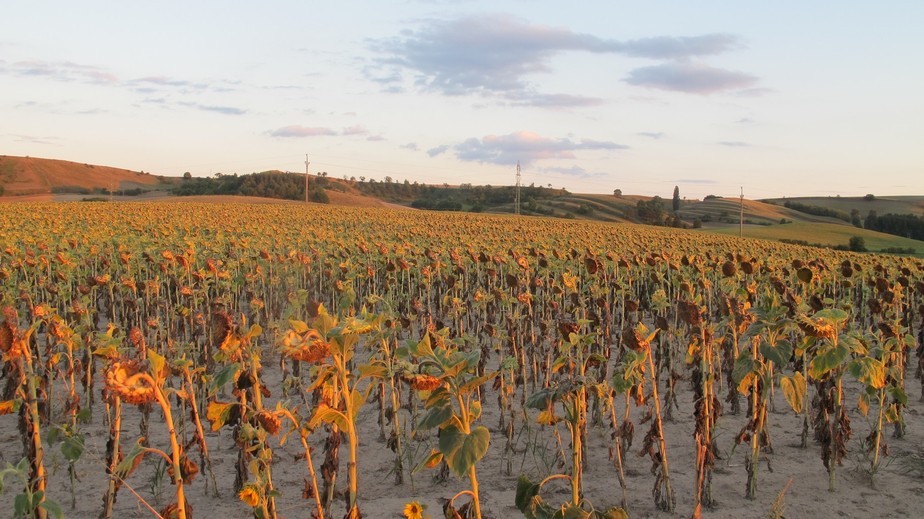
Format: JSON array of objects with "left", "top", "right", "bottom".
[
  {"left": 0, "top": 155, "right": 170, "bottom": 196},
  {"left": 2, "top": 155, "right": 922, "bottom": 255}
]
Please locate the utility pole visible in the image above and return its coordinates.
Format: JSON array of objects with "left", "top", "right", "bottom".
[
  {"left": 305, "top": 153, "right": 310, "bottom": 204},
  {"left": 739, "top": 186, "right": 744, "bottom": 238},
  {"left": 515, "top": 161, "right": 521, "bottom": 215}
]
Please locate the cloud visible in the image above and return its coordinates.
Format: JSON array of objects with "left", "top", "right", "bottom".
[
  {"left": 129, "top": 76, "right": 208, "bottom": 90},
  {"left": 637, "top": 132, "right": 664, "bottom": 139},
  {"left": 452, "top": 130, "right": 627, "bottom": 166},
  {"left": 718, "top": 141, "right": 749, "bottom": 147},
  {"left": 8, "top": 60, "right": 117, "bottom": 84},
  {"left": 14, "top": 100, "right": 108, "bottom": 115},
  {"left": 624, "top": 62, "right": 757, "bottom": 94},
  {"left": 544, "top": 166, "right": 607, "bottom": 179},
  {"left": 674, "top": 178, "right": 718, "bottom": 184},
  {"left": 179, "top": 102, "right": 246, "bottom": 115},
  {"left": 427, "top": 144, "right": 450, "bottom": 157},
  {"left": 370, "top": 14, "right": 754, "bottom": 99},
  {"left": 617, "top": 34, "right": 744, "bottom": 59},
  {"left": 366, "top": 135, "right": 385, "bottom": 141},
  {"left": 504, "top": 92, "right": 605, "bottom": 108},
  {"left": 401, "top": 142, "right": 419, "bottom": 151},
  {"left": 342, "top": 125, "right": 369, "bottom": 135},
  {"left": 268, "top": 125, "right": 338, "bottom": 138},
  {"left": 730, "top": 87, "right": 774, "bottom": 97},
  {"left": 9, "top": 133, "right": 61, "bottom": 145}
]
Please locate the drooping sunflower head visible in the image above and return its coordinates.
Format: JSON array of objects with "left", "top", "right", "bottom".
[
  {"left": 104, "top": 360, "right": 156, "bottom": 405},
  {"left": 238, "top": 484, "right": 261, "bottom": 507},
  {"left": 255, "top": 410, "right": 282, "bottom": 435},
  {"left": 401, "top": 374, "right": 443, "bottom": 392},
  {"left": 280, "top": 329, "right": 330, "bottom": 364}
]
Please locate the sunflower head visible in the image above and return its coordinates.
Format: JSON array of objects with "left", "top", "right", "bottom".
[
  {"left": 255, "top": 410, "right": 282, "bottom": 435},
  {"left": 238, "top": 485, "right": 261, "bottom": 507},
  {"left": 403, "top": 500, "right": 425, "bottom": 519},
  {"left": 105, "top": 360, "right": 156, "bottom": 405},
  {"left": 402, "top": 374, "right": 443, "bottom": 392},
  {"left": 281, "top": 329, "right": 330, "bottom": 364}
]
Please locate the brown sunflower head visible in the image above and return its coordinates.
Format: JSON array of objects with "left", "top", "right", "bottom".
[
  {"left": 255, "top": 410, "right": 282, "bottom": 435},
  {"left": 105, "top": 360, "right": 156, "bottom": 405},
  {"left": 281, "top": 329, "right": 330, "bottom": 364},
  {"left": 402, "top": 374, "right": 443, "bottom": 391},
  {"left": 796, "top": 315, "right": 837, "bottom": 340}
]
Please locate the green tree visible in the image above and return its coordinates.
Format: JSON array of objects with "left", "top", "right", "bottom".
[
  {"left": 672, "top": 185, "right": 680, "bottom": 211},
  {"left": 848, "top": 236, "right": 867, "bottom": 252},
  {"left": 850, "top": 209, "right": 862, "bottom": 227}
]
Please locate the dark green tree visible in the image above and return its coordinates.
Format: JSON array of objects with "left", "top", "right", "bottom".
[{"left": 672, "top": 185, "right": 680, "bottom": 211}]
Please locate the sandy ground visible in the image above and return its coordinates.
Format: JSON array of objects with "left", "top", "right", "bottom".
[{"left": 2, "top": 342, "right": 923, "bottom": 519}]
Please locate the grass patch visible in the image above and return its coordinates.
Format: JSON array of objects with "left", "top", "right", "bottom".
[{"left": 701, "top": 222, "right": 924, "bottom": 256}]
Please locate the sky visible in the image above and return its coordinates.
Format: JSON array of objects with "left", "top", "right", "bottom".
[{"left": 2, "top": 1, "right": 923, "bottom": 199}]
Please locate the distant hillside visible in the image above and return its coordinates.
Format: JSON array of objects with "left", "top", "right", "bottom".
[
  {"left": 3, "top": 154, "right": 922, "bottom": 256},
  {"left": 0, "top": 155, "right": 169, "bottom": 196},
  {"left": 762, "top": 195, "right": 924, "bottom": 218}
]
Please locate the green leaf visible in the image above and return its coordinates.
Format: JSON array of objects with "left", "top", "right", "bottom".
[
  {"left": 515, "top": 474, "right": 540, "bottom": 512},
  {"left": 847, "top": 357, "right": 886, "bottom": 389},
  {"left": 526, "top": 388, "right": 555, "bottom": 409},
  {"left": 560, "top": 503, "right": 591, "bottom": 519},
  {"left": 888, "top": 386, "right": 908, "bottom": 406},
  {"left": 439, "top": 425, "right": 490, "bottom": 478},
  {"left": 147, "top": 349, "right": 168, "bottom": 382},
  {"left": 247, "top": 323, "right": 263, "bottom": 338},
  {"left": 597, "top": 509, "right": 629, "bottom": 519},
  {"left": 732, "top": 354, "right": 756, "bottom": 385},
  {"left": 779, "top": 372, "right": 806, "bottom": 413},
  {"left": 115, "top": 440, "right": 148, "bottom": 479},
  {"left": 759, "top": 339, "right": 793, "bottom": 367},
  {"left": 206, "top": 401, "right": 240, "bottom": 431},
  {"left": 209, "top": 362, "right": 241, "bottom": 392},
  {"left": 288, "top": 319, "right": 309, "bottom": 334},
  {"left": 308, "top": 404, "right": 348, "bottom": 431},
  {"left": 412, "top": 449, "right": 443, "bottom": 474},
  {"left": 407, "top": 334, "right": 434, "bottom": 358},
  {"left": 469, "top": 400, "right": 482, "bottom": 421},
  {"left": 61, "top": 434, "right": 84, "bottom": 462},
  {"left": 357, "top": 363, "right": 387, "bottom": 380},
  {"left": 459, "top": 371, "right": 497, "bottom": 394},
  {"left": 809, "top": 344, "right": 849, "bottom": 379},
  {"left": 40, "top": 498, "right": 64, "bottom": 519},
  {"left": 14, "top": 493, "right": 30, "bottom": 517},
  {"left": 813, "top": 308, "right": 849, "bottom": 324}
]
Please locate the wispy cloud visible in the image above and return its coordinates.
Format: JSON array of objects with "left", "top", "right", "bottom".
[
  {"left": 370, "top": 14, "right": 756, "bottom": 100},
  {"left": 267, "top": 124, "right": 380, "bottom": 139},
  {"left": 342, "top": 125, "right": 368, "bottom": 135},
  {"left": 616, "top": 34, "right": 743, "bottom": 59},
  {"left": 9, "top": 133, "right": 61, "bottom": 145},
  {"left": 675, "top": 178, "right": 718, "bottom": 184},
  {"left": 268, "top": 125, "right": 338, "bottom": 138},
  {"left": 637, "top": 131, "right": 664, "bottom": 139},
  {"left": 718, "top": 141, "right": 749, "bottom": 147},
  {"left": 544, "top": 166, "right": 608, "bottom": 179},
  {"left": 624, "top": 62, "right": 757, "bottom": 94},
  {"left": 452, "top": 130, "right": 627, "bottom": 166},
  {"left": 401, "top": 142, "right": 419, "bottom": 151},
  {"left": 7, "top": 60, "right": 117, "bottom": 84},
  {"left": 427, "top": 144, "right": 450, "bottom": 157},
  {"left": 503, "top": 92, "right": 605, "bottom": 108},
  {"left": 179, "top": 102, "right": 246, "bottom": 115},
  {"left": 129, "top": 76, "right": 208, "bottom": 90}
]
